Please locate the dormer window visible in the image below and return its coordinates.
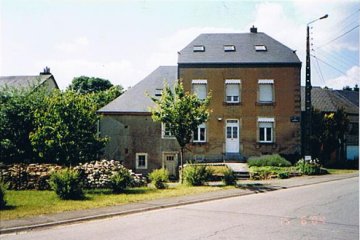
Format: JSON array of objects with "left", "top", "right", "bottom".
[
  {"left": 193, "top": 45, "right": 205, "bottom": 52},
  {"left": 224, "top": 45, "right": 236, "bottom": 52},
  {"left": 255, "top": 45, "right": 267, "bottom": 51},
  {"left": 155, "top": 88, "right": 163, "bottom": 97}
]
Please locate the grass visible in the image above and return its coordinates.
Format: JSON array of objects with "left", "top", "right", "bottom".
[
  {"left": 327, "top": 169, "right": 359, "bottom": 174},
  {"left": 1, "top": 185, "right": 233, "bottom": 221}
]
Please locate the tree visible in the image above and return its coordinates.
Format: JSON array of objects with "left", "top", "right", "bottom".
[
  {"left": 68, "top": 76, "right": 122, "bottom": 94},
  {"left": 90, "top": 85, "right": 123, "bottom": 108},
  {"left": 150, "top": 81, "right": 211, "bottom": 181},
  {"left": 30, "top": 90, "right": 108, "bottom": 166},
  {"left": 0, "top": 87, "right": 47, "bottom": 163}
]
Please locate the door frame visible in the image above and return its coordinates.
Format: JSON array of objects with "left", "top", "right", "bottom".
[{"left": 225, "top": 119, "right": 240, "bottom": 153}]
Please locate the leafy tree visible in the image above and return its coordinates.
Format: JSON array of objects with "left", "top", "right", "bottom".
[
  {"left": 0, "top": 87, "right": 47, "bottom": 163},
  {"left": 90, "top": 85, "right": 123, "bottom": 108},
  {"left": 30, "top": 90, "right": 107, "bottom": 166},
  {"left": 150, "top": 81, "right": 211, "bottom": 181},
  {"left": 68, "top": 76, "right": 121, "bottom": 94}
]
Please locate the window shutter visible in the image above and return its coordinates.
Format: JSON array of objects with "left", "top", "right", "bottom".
[
  {"left": 259, "top": 84, "right": 273, "bottom": 102},
  {"left": 192, "top": 84, "right": 207, "bottom": 100}
]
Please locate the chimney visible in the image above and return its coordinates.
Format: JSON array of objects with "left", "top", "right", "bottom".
[
  {"left": 40, "top": 66, "right": 51, "bottom": 75},
  {"left": 250, "top": 25, "right": 257, "bottom": 33}
]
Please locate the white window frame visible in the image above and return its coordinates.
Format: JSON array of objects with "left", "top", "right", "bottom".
[
  {"left": 258, "top": 118, "right": 275, "bottom": 143},
  {"left": 193, "top": 123, "right": 206, "bottom": 143},
  {"left": 161, "top": 123, "right": 175, "bottom": 139},
  {"left": 258, "top": 79, "right": 274, "bottom": 103},
  {"left": 224, "top": 45, "right": 236, "bottom": 52},
  {"left": 255, "top": 45, "right": 267, "bottom": 51},
  {"left": 225, "top": 79, "right": 241, "bottom": 103},
  {"left": 154, "top": 88, "right": 162, "bottom": 97},
  {"left": 193, "top": 45, "right": 205, "bottom": 52},
  {"left": 192, "top": 80, "right": 207, "bottom": 100},
  {"left": 136, "top": 153, "right": 148, "bottom": 169}
]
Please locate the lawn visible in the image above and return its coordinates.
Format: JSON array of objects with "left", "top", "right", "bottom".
[
  {"left": 327, "top": 169, "right": 359, "bottom": 174},
  {"left": 1, "top": 185, "right": 233, "bottom": 221}
]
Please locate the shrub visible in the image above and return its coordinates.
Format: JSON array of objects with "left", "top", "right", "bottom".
[
  {"left": 0, "top": 181, "right": 7, "bottom": 209},
  {"left": 50, "top": 169, "right": 84, "bottom": 200},
  {"left": 222, "top": 168, "right": 236, "bottom": 185},
  {"left": 296, "top": 159, "right": 325, "bottom": 175},
  {"left": 248, "top": 154, "right": 292, "bottom": 167},
  {"left": 249, "top": 166, "right": 292, "bottom": 180},
  {"left": 183, "top": 165, "right": 211, "bottom": 186},
  {"left": 110, "top": 168, "right": 133, "bottom": 193},
  {"left": 149, "top": 169, "right": 169, "bottom": 189}
]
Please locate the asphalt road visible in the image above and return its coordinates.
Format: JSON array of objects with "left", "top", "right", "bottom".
[{"left": 1, "top": 177, "right": 358, "bottom": 240}]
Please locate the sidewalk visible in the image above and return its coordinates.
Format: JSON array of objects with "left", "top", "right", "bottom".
[{"left": 1, "top": 172, "right": 358, "bottom": 234}]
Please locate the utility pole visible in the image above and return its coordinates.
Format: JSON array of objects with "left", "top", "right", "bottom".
[{"left": 304, "top": 14, "right": 328, "bottom": 161}]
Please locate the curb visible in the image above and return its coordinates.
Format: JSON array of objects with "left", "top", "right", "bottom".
[{"left": 1, "top": 173, "right": 358, "bottom": 235}]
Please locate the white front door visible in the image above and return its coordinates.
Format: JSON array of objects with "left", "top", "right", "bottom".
[
  {"left": 226, "top": 120, "right": 239, "bottom": 153},
  {"left": 163, "top": 153, "right": 178, "bottom": 177}
]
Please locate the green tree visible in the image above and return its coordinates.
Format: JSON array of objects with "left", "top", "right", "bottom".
[
  {"left": 90, "top": 85, "right": 123, "bottom": 108},
  {"left": 30, "top": 90, "right": 107, "bottom": 166},
  {"left": 150, "top": 81, "right": 211, "bottom": 181},
  {"left": 68, "top": 76, "right": 120, "bottom": 94},
  {"left": 0, "top": 87, "right": 47, "bottom": 163}
]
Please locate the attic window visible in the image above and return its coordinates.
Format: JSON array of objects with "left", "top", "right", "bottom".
[
  {"left": 193, "top": 45, "right": 205, "bottom": 52},
  {"left": 255, "top": 45, "right": 267, "bottom": 51},
  {"left": 224, "top": 45, "right": 236, "bottom": 52},
  {"left": 155, "top": 88, "right": 163, "bottom": 97}
]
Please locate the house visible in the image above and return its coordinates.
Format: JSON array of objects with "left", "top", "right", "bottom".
[
  {"left": 301, "top": 87, "right": 359, "bottom": 166},
  {"left": 98, "top": 27, "right": 302, "bottom": 175},
  {"left": 0, "top": 67, "right": 59, "bottom": 92}
]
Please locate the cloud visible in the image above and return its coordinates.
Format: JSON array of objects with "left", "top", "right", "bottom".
[
  {"left": 325, "top": 65, "right": 360, "bottom": 89},
  {"left": 55, "top": 37, "right": 90, "bottom": 53}
]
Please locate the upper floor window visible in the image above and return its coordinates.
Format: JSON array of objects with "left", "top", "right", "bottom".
[
  {"left": 225, "top": 79, "right": 241, "bottom": 103},
  {"left": 155, "top": 88, "right": 163, "bottom": 97},
  {"left": 258, "top": 79, "right": 274, "bottom": 103},
  {"left": 224, "top": 45, "right": 236, "bottom": 52},
  {"left": 255, "top": 45, "right": 267, "bottom": 51},
  {"left": 161, "top": 123, "right": 175, "bottom": 139},
  {"left": 192, "top": 80, "right": 207, "bottom": 100},
  {"left": 193, "top": 45, "right": 205, "bottom": 52},
  {"left": 193, "top": 123, "right": 206, "bottom": 143}
]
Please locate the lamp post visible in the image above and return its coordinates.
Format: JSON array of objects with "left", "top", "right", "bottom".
[{"left": 304, "top": 14, "right": 328, "bottom": 161}]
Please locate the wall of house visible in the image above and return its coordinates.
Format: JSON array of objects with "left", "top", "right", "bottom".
[
  {"left": 179, "top": 65, "right": 301, "bottom": 159},
  {"left": 99, "top": 114, "right": 179, "bottom": 174}
]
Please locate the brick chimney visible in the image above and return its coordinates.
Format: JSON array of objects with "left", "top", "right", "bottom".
[{"left": 250, "top": 25, "right": 257, "bottom": 33}]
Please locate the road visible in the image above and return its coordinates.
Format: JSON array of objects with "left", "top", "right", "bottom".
[{"left": 1, "top": 177, "right": 358, "bottom": 240}]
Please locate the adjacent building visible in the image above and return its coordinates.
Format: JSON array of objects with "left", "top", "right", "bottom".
[{"left": 98, "top": 27, "right": 302, "bottom": 175}]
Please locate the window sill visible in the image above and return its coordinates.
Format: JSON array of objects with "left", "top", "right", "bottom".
[
  {"left": 255, "top": 142, "right": 277, "bottom": 149},
  {"left": 223, "top": 102, "right": 242, "bottom": 106},
  {"left": 191, "top": 142, "right": 207, "bottom": 146},
  {"left": 256, "top": 102, "right": 276, "bottom": 106}
]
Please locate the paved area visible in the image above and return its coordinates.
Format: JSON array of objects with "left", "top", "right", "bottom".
[
  {"left": 225, "top": 163, "right": 249, "bottom": 172},
  {"left": 0, "top": 172, "right": 358, "bottom": 235}
]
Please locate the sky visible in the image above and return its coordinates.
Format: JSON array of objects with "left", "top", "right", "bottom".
[{"left": 0, "top": 0, "right": 359, "bottom": 90}]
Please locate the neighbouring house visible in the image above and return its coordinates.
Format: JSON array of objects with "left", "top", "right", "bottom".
[
  {"left": 301, "top": 87, "right": 359, "bottom": 167},
  {"left": 0, "top": 67, "right": 59, "bottom": 92},
  {"left": 98, "top": 27, "right": 302, "bottom": 176}
]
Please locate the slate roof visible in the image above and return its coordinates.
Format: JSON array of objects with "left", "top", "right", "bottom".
[
  {"left": 335, "top": 90, "right": 359, "bottom": 107},
  {"left": 0, "top": 74, "right": 58, "bottom": 89},
  {"left": 98, "top": 66, "right": 177, "bottom": 113},
  {"left": 301, "top": 87, "right": 359, "bottom": 115},
  {"left": 178, "top": 32, "right": 301, "bottom": 65}
]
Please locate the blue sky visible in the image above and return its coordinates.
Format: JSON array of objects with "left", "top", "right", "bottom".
[{"left": 0, "top": 0, "right": 359, "bottom": 90}]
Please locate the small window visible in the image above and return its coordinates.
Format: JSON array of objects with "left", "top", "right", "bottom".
[
  {"left": 258, "top": 118, "right": 274, "bottom": 143},
  {"left": 255, "top": 45, "right": 267, "bottom": 51},
  {"left": 193, "top": 123, "right": 206, "bottom": 143},
  {"left": 136, "top": 153, "right": 148, "bottom": 169},
  {"left": 224, "top": 45, "right": 236, "bottom": 52},
  {"left": 193, "top": 45, "right": 205, "bottom": 52},
  {"left": 162, "top": 123, "right": 175, "bottom": 139},
  {"left": 155, "top": 88, "right": 162, "bottom": 97},
  {"left": 225, "top": 79, "right": 241, "bottom": 103},
  {"left": 258, "top": 79, "right": 274, "bottom": 103},
  {"left": 192, "top": 80, "right": 207, "bottom": 100}
]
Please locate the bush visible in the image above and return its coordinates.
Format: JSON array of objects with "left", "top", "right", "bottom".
[
  {"left": 249, "top": 166, "right": 292, "bottom": 180},
  {"left": 110, "top": 168, "right": 133, "bottom": 193},
  {"left": 0, "top": 181, "right": 7, "bottom": 209},
  {"left": 248, "top": 154, "right": 292, "bottom": 167},
  {"left": 296, "top": 159, "right": 325, "bottom": 175},
  {"left": 149, "top": 169, "right": 169, "bottom": 189},
  {"left": 222, "top": 168, "right": 236, "bottom": 185},
  {"left": 183, "top": 165, "right": 211, "bottom": 186},
  {"left": 50, "top": 169, "right": 84, "bottom": 200}
]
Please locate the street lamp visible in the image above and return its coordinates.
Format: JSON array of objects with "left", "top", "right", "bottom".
[{"left": 304, "top": 14, "right": 328, "bottom": 161}]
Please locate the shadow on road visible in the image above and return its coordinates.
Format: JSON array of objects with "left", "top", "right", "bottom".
[{"left": 236, "top": 183, "right": 286, "bottom": 193}]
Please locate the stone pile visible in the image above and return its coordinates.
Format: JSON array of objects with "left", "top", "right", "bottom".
[{"left": 0, "top": 163, "right": 62, "bottom": 190}]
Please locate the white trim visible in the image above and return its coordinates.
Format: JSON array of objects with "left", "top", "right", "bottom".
[
  {"left": 192, "top": 79, "right": 207, "bottom": 85},
  {"left": 161, "top": 123, "right": 175, "bottom": 139},
  {"left": 225, "top": 79, "right": 241, "bottom": 84},
  {"left": 258, "top": 117, "right": 275, "bottom": 122},
  {"left": 135, "top": 153, "right": 148, "bottom": 169},
  {"left": 258, "top": 79, "right": 274, "bottom": 84},
  {"left": 193, "top": 123, "right": 207, "bottom": 143}
]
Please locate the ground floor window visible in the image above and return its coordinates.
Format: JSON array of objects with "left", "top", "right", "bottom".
[
  {"left": 193, "top": 123, "right": 206, "bottom": 143},
  {"left": 258, "top": 118, "right": 274, "bottom": 143},
  {"left": 136, "top": 153, "right": 148, "bottom": 169}
]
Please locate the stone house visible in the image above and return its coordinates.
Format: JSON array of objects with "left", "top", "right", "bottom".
[
  {"left": 98, "top": 27, "right": 302, "bottom": 176},
  {"left": 301, "top": 87, "right": 359, "bottom": 166}
]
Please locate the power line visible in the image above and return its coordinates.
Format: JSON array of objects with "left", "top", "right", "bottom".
[
  {"left": 311, "top": 54, "right": 347, "bottom": 75},
  {"left": 317, "top": 25, "right": 359, "bottom": 49}
]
